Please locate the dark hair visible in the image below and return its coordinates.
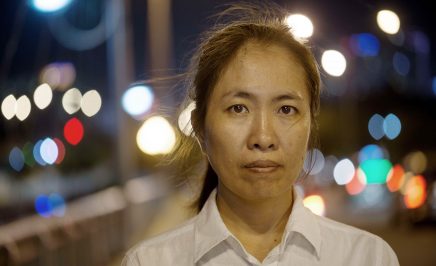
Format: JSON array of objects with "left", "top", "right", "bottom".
[{"left": 172, "top": 2, "right": 321, "bottom": 213}]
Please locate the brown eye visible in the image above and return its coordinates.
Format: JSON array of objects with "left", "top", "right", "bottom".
[
  {"left": 280, "top": 106, "right": 295, "bottom": 115},
  {"left": 230, "top": 104, "right": 247, "bottom": 113}
]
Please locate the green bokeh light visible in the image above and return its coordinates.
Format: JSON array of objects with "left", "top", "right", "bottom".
[{"left": 360, "top": 159, "right": 392, "bottom": 184}]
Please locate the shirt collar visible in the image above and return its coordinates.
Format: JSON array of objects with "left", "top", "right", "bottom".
[
  {"left": 194, "top": 189, "right": 230, "bottom": 263},
  {"left": 284, "top": 190, "right": 322, "bottom": 258},
  {"left": 193, "top": 188, "right": 322, "bottom": 262}
]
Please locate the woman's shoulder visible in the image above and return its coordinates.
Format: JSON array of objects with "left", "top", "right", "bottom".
[{"left": 122, "top": 216, "right": 198, "bottom": 266}]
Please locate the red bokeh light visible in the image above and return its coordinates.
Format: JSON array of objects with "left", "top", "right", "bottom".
[
  {"left": 63, "top": 117, "right": 84, "bottom": 145},
  {"left": 53, "top": 138, "right": 66, "bottom": 164}
]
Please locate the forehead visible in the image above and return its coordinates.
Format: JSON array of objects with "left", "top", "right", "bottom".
[{"left": 212, "top": 41, "right": 309, "bottom": 101}]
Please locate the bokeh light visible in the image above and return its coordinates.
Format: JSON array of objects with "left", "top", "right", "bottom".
[
  {"left": 321, "top": 50, "right": 347, "bottom": 77},
  {"left": 81, "top": 90, "right": 102, "bottom": 117},
  {"left": 9, "top": 147, "right": 25, "bottom": 172},
  {"left": 136, "top": 116, "right": 176, "bottom": 155},
  {"left": 122, "top": 85, "right": 154, "bottom": 119},
  {"left": 1, "top": 94, "right": 16, "bottom": 120},
  {"left": 377, "top": 10, "right": 400, "bottom": 35},
  {"left": 303, "top": 195, "right": 325, "bottom": 216},
  {"left": 303, "top": 148, "right": 325, "bottom": 175},
  {"left": 40, "top": 138, "right": 59, "bottom": 165},
  {"left": 35, "top": 195, "right": 51, "bottom": 218},
  {"left": 404, "top": 175, "right": 427, "bottom": 209},
  {"left": 334, "top": 158, "right": 355, "bottom": 185},
  {"left": 178, "top": 101, "right": 196, "bottom": 136},
  {"left": 64, "top": 117, "right": 84, "bottom": 145},
  {"left": 39, "top": 62, "right": 76, "bottom": 90},
  {"left": 432, "top": 76, "right": 436, "bottom": 96},
  {"left": 360, "top": 159, "right": 392, "bottom": 184},
  {"left": 349, "top": 33, "right": 380, "bottom": 57},
  {"left": 285, "top": 14, "right": 314, "bottom": 39},
  {"left": 16, "top": 95, "right": 32, "bottom": 121},
  {"left": 358, "top": 144, "right": 384, "bottom": 164},
  {"left": 393, "top": 52, "right": 410, "bottom": 76},
  {"left": 23, "top": 142, "right": 36, "bottom": 167},
  {"left": 33, "top": 83, "right": 53, "bottom": 110},
  {"left": 404, "top": 151, "right": 427, "bottom": 174},
  {"left": 345, "top": 168, "right": 367, "bottom": 195},
  {"left": 54, "top": 138, "right": 66, "bottom": 164},
  {"left": 62, "top": 88, "right": 82, "bottom": 114},
  {"left": 31, "top": 0, "right": 72, "bottom": 13},
  {"left": 386, "top": 164, "right": 405, "bottom": 192},
  {"left": 33, "top": 139, "right": 46, "bottom": 166},
  {"left": 358, "top": 184, "right": 388, "bottom": 208},
  {"left": 383, "top": 113, "right": 401, "bottom": 140},
  {"left": 368, "top": 114, "right": 385, "bottom": 140}
]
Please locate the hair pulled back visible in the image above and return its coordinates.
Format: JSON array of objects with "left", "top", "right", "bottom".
[{"left": 173, "top": 2, "right": 321, "bottom": 212}]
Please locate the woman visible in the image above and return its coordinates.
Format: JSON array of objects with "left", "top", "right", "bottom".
[{"left": 123, "top": 3, "right": 399, "bottom": 265}]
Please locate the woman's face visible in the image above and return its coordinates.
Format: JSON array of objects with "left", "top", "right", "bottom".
[{"left": 203, "top": 41, "right": 311, "bottom": 202}]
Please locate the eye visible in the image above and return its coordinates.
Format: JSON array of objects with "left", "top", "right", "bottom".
[
  {"left": 279, "top": 105, "right": 296, "bottom": 115},
  {"left": 229, "top": 104, "right": 248, "bottom": 114}
]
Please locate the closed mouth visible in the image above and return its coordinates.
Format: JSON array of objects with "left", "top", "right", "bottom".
[{"left": 243, "top": 160, "right": 282, "bottom": 172}]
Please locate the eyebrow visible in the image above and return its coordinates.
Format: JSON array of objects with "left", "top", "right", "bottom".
[{"left": 222, "top": 90, "right": 303, "bottom": 101}]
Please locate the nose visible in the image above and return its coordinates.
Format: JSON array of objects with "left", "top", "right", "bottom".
[{"left": 247, "top": 112, "right": 278, "bottom": 151}]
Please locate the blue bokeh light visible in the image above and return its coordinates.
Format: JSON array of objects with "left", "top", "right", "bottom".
[
  {"left": 393, "top": 52, "right": 410, "bottom": 76},
  {"left": 432, "top": 76, "right": 436, "bottom": 96},
  {"left": 35, "top": 195, "right": 51, "bottom": 218},
  {"left": 121, "top": 85, "right": 154, "bottom": 119},
  {"left": 9, "top": 147, "right": 25, "bottom": 172},
  {"left": 33, "top": 139, "right": 46, "bottom": 166},
  {"left": 349, "top": 33, "right": 380, "bottom": 57},
  {"left": 383, "top": 113, "right": 401, "bottom": 140},
  {"left": 358, "top": 144, "right": 384, "bottom": 163},
  {"left": 368, "top": 114, "right": 384, "bottom": 140}
]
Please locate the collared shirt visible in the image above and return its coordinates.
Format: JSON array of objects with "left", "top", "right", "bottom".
[{"left": 122, "top": 189, "right": 399, "bottom": 265}]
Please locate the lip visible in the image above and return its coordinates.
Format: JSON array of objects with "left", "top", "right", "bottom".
[{"left": 243, "top": 160, "right": 282, "bottom": 173}]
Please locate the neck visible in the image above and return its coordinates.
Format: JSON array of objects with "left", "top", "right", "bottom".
[{"left": 216, "top": 184, "right": 294, "bottom": 236}]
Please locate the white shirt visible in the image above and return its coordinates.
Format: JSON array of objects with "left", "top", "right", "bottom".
[{"left": 123, "top": 189, "right": 399, "bottom": 266}]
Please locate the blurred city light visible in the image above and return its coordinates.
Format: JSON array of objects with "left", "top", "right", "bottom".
[
  {"left": 31, "top": 0, "right": 72, "bottom": 13},
  {"left": 122, "top": 85, "right": 154, "bottom": 119},
  {"left": 64, "top": 117, "right": 84, "bottom": 145},
  {"left": 40, "top": 138, "right": 59, "bottom": 165},
  {"left": 383, "top": 113, "right": 401, "bottom": 139},
  {"left": 358, "top": 144, "right": 384, "bottom": 163},
  {"left": 33, "top": 140, "right": 46, "bottom": 166},
  {"left": 333, "top": 158, "right": 355, "bottom": 185},
  {"left": 431, "top": 76, "right": 436, "bottom": 96},
  {"left": 136, "top": 116, "right": 176, "bottom": 155},
  {"left": 349, "top": 33, "right": 380, "bottom": 57},
  {"left": 393, "top": 52, "right": 410, "bottom": 76},
  {"left": 62, "top": 88, "right": 82, "bottom": 114},
  {"left": 303, "top": 194, "right": 325, "bottom": 216},
  {"left": 178, "top": 101, "right": 196, "bottom": 136},
  {"left": 40, "top": 62, "right": 76, "bottom": 90},
  {"left": 48, "top": 193, "right": 66, "bottom": 217},
  {"left": 9, "top": 147, "right": 25, "bottom": 172},
  {"left": 360, "top": 159, "right": 392, "bottom": 184},
  {"left": 16, "top": 95, "right": 32, "bottom": 121},
  {"left": 303, "top": 148, "right": 325, "bottom": 175},
  {"left": 377, "top": 10, "right": 401, "bottom": 35},
  {"left": 404, "top": 175, "right": 427, "bottom": 209},
  {"left": 23, "top": 142, "right": 36, "bottom": 167},
  {"left": 386, "top": 164, "right": 405, "bottom": 192},
  {"left": 35, "top": 195, "right": 51, "bottom": 218},
  {"left": 368, "top": 113, "right": 385, "bottom": 140},
  {"left": 387, "top": 29, "right": 405, "bottom": 46},
  {"left": 358, "top": 184, "right": 388, "bottom": 208},
  {"left": 1, "top": 94, "right": 16, "bottom": 120},
  {"left": 314, "top": 155, "right": 337, "bottom": 186},
  {"left": 33, "top": 83, "right": 53, "bottom": 110},
  {"left": 54, "top": 138, "right": 66, "bottom": 164},
  {"left": 345, "top": 168, "right": 367, "bottom": 195},
  {"left": 285, "top": 14, "right": 314, "bottom": 39},
  {"left": 404, "top": 151, "right": 427, "bottom": 174},
  {"left": 81, "top": 89, "right": 102, "bottom": 117},
  {"left": 321, "top": 50, "right": 347, "bottom": 77}
]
